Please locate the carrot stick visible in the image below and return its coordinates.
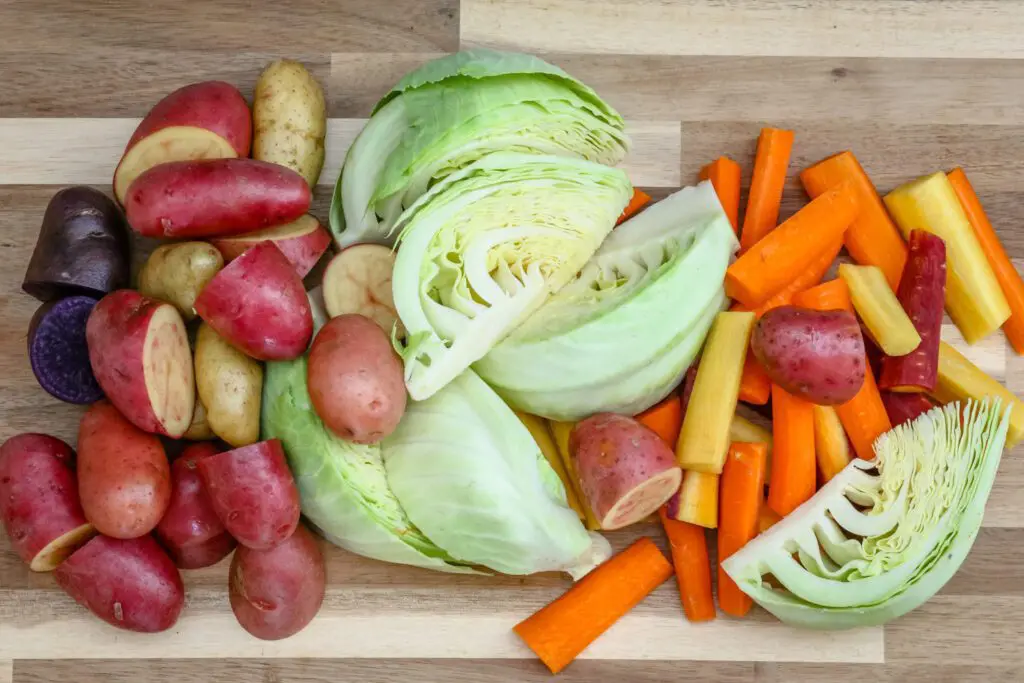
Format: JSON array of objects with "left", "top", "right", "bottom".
[
  {"left": 617, "top": 188, "right": 652, "bottom": 225},
  {"left": 801, "top": 151, "right": 907, "bottom": 290},
  {"left": 738, "top": 351, "right": 771, "bottom": 405},
  {"left": 513, "top": 537, "right": 674, "bottom": 674},
  {"left": 700, "top": 157, "right": 742, "bottom": 235},
  {"left": 767, "top": 385, "right": 816, "bottom": 517},
  {"left": 947, "top": 167, "right": 1024, "bottom": 354},
  {"left": 726, "top": 185, "right": 858, "bottom": 308},
  {"left": 636, "top": 395, "right": 683, "bottom": 446},
  {"left": 659, "top": 507, "right": 716, "bottom": 622},
  {"left": 835, "top": 361, "right": 892, "bottom": 460},
  {"left": 812, "top": 405, "right": 852, "bottom": 483},
  {"left": 718, "top": 442, "right": 768, "bottom": 617},
  {"left": 758, "top": 499, "right": 782, "bottom": 533},
  {"left": 747, "top": 237, "right": 844, "bottom": 317},
  {"left": 792, "top": 278, "right": 852, "bottom": 312},
  {"left": 740, "top": 128, "right": 795, "bottom": 252}
]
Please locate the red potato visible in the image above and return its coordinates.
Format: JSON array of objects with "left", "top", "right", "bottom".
[
  {"left": 197, "top": 440, "right": 300, "bottom": 550},
  {"left": 124, "top": 158, "right": 311, "bottom": 239},
  {"left": 0, "top": 434, "right": 96, "bottom": 571},
  {"left": 86, "top": 290, "right": 194, "bottom": 437},
  {"left": 881, "top": 392, "right": 938, "bottom": 428},
  {"left": 229, "top": 523, "right": 325, "bottom": 641},
  {"left": 570, "top": 413, "right": 682, "bottom": 530},
  {"left": 77, "top": 401, "right": 171, "bottom": 539},
  {"left": 307, "top": 315, "right": 407, "bottom": 443},
  {"left": 321, "top": 244, "right": 402, "bottom": 336},
  {"left": 752, "top": 306, "right": 867, "bottom": 405},
  {"left": 194, "top": 242, "right": 313, "bottom": 361},
  {"left": 156, "top": 443, "right": 236, "bottom": 569},
  {"left": 55, "top": 534, "right": 184, "bottom": 633},
  {"left": 113, "top": 81, "right": 251, "bottom": 204},
  {"left": 211, "top": 215, "right": 331, "bottom": 279}
]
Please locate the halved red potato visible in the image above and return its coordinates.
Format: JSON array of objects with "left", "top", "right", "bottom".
[
  {"left": 321, "top": 244, "right": 401, "bottom": 335},
  {"left": 211, "top": 215, "right": 331, "bottom": 278},
  {"left": 113, "top": 81, "right": 251, "bottom": 203}
]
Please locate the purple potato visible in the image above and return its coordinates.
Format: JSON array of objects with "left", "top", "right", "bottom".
[{"left": 28, "top": 296, "right": 104, "bottom": 404}]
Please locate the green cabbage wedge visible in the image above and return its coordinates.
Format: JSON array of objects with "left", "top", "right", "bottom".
[
  {"left": 391, "top": 152, "right": 632, "bottom": 400},
  {"left": 722, "top": 399, "right": 1011, "bottom": 629},
  {"left": 330, "top": 48, "right": 629, "bottom": 248},
  {"left": 475, "top": 181, "right": 736, "bottom": 420}
]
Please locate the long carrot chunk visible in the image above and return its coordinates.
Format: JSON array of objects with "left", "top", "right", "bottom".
[
  {"left": 934, "top": 341, "right": 1024, "bottom": 446},
  {"left": 726, "top": 185, "right": 858, "bottom": 308},
  {"left": 812, "top": 405, "right": 851, "bottom": 483},
  {"left": 840, "top": 264, "right": 922, "bottom": 357},
  {"left": 748, "top": 237, "right": 843, "bottom": 317},
  {"left": 718, "top": 442, "right": 768, "bottom": 617},
  {"left": 767, "top": 385, "right": 816, "bottom": 517},
  {"left": 740, "top": 128, "right": 794, "bottom": 252},
  {"left": 636, "top": 395, "right": 683, "bottom": 447},
  {"left": 617, "top": 188, "right": 652, "bottom": 225},
  {"left": 792, "top": 278, "right": 852, "bottom": 312},
  {"left": 758, "top": 499, "right": 782, "bottom": 533},
  {"left": 835, "top": 361, "right": 892, "bottom": 460},
  {"left": 947, "top": 168, "right": 1024, "bottom": 354},
  {"left": 801, "top": 151, "right": 907, "bottom": 290},
  {"left": 880, "top": 391, "right": 937, "bottom": 428},
  {"left": 700, "top": 156, "right": 742, "bottom": 235},
  {"left": 514, "top": 537, "right": 673, "bottom": 674},
  {"left": 729, "top": 414, "right": 773, "bottom": 480},
  {"left": 668, "top": 470, "right": 719, "bottom": 529},
  {"left": 738, "top": 351, "right": 771, "bottom": 405},
  {"left": 659, "top": 507, "right": 716, "bottom": 622}
]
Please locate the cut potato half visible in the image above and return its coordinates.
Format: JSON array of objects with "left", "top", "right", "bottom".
[
  {"left": 600, "top": 467, "right": 682, "bottom": 530},
  {"left": 114, "top": 126, "right": 237, "bottom": 203},
  {"left": 322, "top": 244, "right": 401, "bottom": 336}
]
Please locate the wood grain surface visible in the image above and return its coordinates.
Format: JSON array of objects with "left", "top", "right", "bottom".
[{"left": 2, "top": 1, "right": 1024, "bottom": 681}]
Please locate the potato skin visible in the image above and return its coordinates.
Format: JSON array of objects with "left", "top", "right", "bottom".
[
  {"left": 253, "top": 60, "right": 327, "bottom": 188},
  {"left": 307, "top": 314, "right": 407, "bottom": 443},
  {"left": 752, "top": 306, "right": 866, "bottom": 405},
  {"left": 77, "top": 401, "right": 171, "bottom": 539},
  {"left": 194, "top": 323, "right": 262, "bottom": 447},
  {"left": 138, "top": 242, "right": 224, "bottom": 320},
  {"left": 55, "top": 534, "right": 184, "bottom": 633},
  {"left": 229, "top": 523, "right": 325, "bottom": 640}
]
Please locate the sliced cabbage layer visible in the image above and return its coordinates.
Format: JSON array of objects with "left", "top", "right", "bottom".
[
  {"left": 392, "top": 152, "right": 631, "bottom": 401},
  {"left": 722, "top": 399, "right": 1010, "bottom": 629}
]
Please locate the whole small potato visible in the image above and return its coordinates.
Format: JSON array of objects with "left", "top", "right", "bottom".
[
  {"left": 195, "top": 323, "right": 262, "bottom": 447},
  {"left": 307, "top": 314, "right": 406, "bottom": 443},
  {"left": 138, "top": 242, "right": 223, "bottom": 320}
]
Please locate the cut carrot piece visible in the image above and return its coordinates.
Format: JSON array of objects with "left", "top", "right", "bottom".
[
  {"left": 792, "top": 278, "right": 852, "bottom": 312},
  {"left": 550, "top": 420, "right": 602, "bottom": 530},
  {"left": 840, "top": 264, "right": 922, "bottom": 357},
  {"left": 729, "top": 413, "right": 773, "bottom": 481},
  {"left": 801, "top": 151, "right": 907, "bottom": 290},
  {"left": 659, "top": 507, "right": 716, "bottom": 622},
  {"left": 738, "top": 351, "right": 770, "bottom": 405},
  {"left": 767, "top": 385, "right": 816, "bottom": 517},
  {"left": 880, "top": 391, "right": 937, "bottom": 428},
  {"left": 617, "top": 188, "right": 652, "bottom": 225},
  {"left": 835, "top": 361, "right": 892, "bottom": 460},
  {"left": 758, "top": 499, "right": 782, "bottom": 533},
  {"left": 517, "top": 412, "right": 585, "bottom": 520},
  {"left": 885, "top": 172, "right": 1010, "bottom": 344},
  {"left": 740, "top": 128, "right": 795, "bottom": 252},
  {"left": 718, "top": 442, "right": 768, "bottom": 617},
  {"left": 677, "top": 311, "right": 755, "bottom": 474},
  {"left": 700, "top": 157, "right": 742, "bottom": 235},
  {"left": 947, "top": 167, "right": 1024, "bottom": 354},
  {"left": 513, "top": 537, "right": 673, "bottom": 674},
  {"left": 748, "top": 237, "right": 843, "bottom": 317},
  {"left": 812, "top": 405, "right": 851, "bottom": 483},
  {"left": 668, "top": 470, "right": 719, "bottom": 528},
  {"left": 934, "top": 341, "right": 1024, "bottom": 446},
  {"left": 726, "top": 185, "right": 858, "bottom": 308},
  {"left": 636, "top": 395, "right": 683, "bottom": 447}
]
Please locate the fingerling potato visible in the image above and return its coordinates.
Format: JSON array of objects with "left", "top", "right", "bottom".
[
  {"left": 195, "top": 323, "right": 262, "bottom": 447},
  {"left": 253, "top": 60, "right": 327, "bottom": 188},
  {"left": 138, "top": 242, "right": 224, "bottom": 320}
]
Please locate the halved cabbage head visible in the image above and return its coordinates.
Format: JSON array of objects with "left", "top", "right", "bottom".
[
  {"left": 722, "top": 399, "right": 1010, "bottom": 629},
  {"left": 382, "top": 369, "right": 608, "bottom": 577},
  {"left": 331, "top": 48, "right": 630, "bottom": 247},
  {"left": 475, "top": 181, "right": 737, "bottom": 420},
  {"left": 392, "top": 152, "right": 632, "bottom": 400}
]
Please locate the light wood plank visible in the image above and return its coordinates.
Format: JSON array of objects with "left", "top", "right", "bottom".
[
  {"left": 461, "top": 0, "right": 1024, "bottom": 59},
  {"left": 756, "top": 663, "right": 1023, "bottom": 683},
  {"left": 328, "top": 53, "right": 446, "bottom": 117},
  {"left": 0, "top": 661, "right": 10, "bottom": 683}
]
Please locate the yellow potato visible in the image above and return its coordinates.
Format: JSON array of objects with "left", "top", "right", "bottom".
[
  {"left": 182, "top": 398, "right": 216, "bottom": 441},
  {"left": 253, "top": 59, "right": 327, "bottom": 188},
  {"left": 194, "top": 323, "right": 263, "bottom": 447},
  {"left": 138, "top": 242, "right": 223, "bottom": 320}
]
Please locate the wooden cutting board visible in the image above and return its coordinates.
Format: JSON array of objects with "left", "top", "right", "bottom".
[{"left": 2, "top": 1, "right": 1024, "bottom": 681}]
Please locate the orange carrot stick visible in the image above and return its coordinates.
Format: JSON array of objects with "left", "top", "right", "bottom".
[
  {"left": 812, "top": 405, "right": 852, "bottom": 483},
  {"left": 738, "top": 351, "right": 771, "bottom": 405},
  {"left": 617, "top": 188, "right": 652, "bottom": 225},
  {"left": 636, "top": 395, "right": 683, "bottom": 446},
  {"left": 947, "top": 167, "right": 1024, "bottom": 354},
  {"left": 747, "top": 237, "right": 843, "bottom": 318},
  {"left": 835, "top": 360, "right": 892, "bottom": 461},
  {"left": 801, "top": 151, "right": 907, "bottom": 290},
  {"left": 792, "top": 278, "right": 852, "bottom": 312},
  {"left": 659, "top": 507, "right": 716, "bottom": 622},
  {"left": 758, "top": 499, "right": 782, "bottom": 533},
  {"left": 726, "top": 185, "right": 858, "bottom": 308},
  {"left": 740, "top": 128, "right": 795, "bottom": 252},
  {"left": 767, "top": 385, "right": 816, "bottom": 517},
  {"left": 718, "top": 442, "right": 768, "bottom": 617},
  {"left": 700, "top": 156, "right": 742, "bottom": 235},
  {"left": 513, "top": 537, "right": 673, "bottom": 674}
]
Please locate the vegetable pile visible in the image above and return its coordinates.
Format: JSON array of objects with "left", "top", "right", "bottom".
[{"left": 3, "top": 48, "right": 1024, "bottom": 673}]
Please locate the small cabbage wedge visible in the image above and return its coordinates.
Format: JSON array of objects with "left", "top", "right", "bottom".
[
  {"left": 392, "top": 152, "right": 632, "bottom": 400},
  {"left": 261, "top": 356, "right": 477, "bottom": 573},
  {"left": 331, "top": 48, "right": 629, "bottom": 247},
  {"left": 476, "top": 181, "right": 737, "bottom": 420},
  {"left": 722, "top": 399, "right": 1011, "bottom": 629},
  {"left": 382, "top": 369, "right": 607, "bottom": 577}
]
